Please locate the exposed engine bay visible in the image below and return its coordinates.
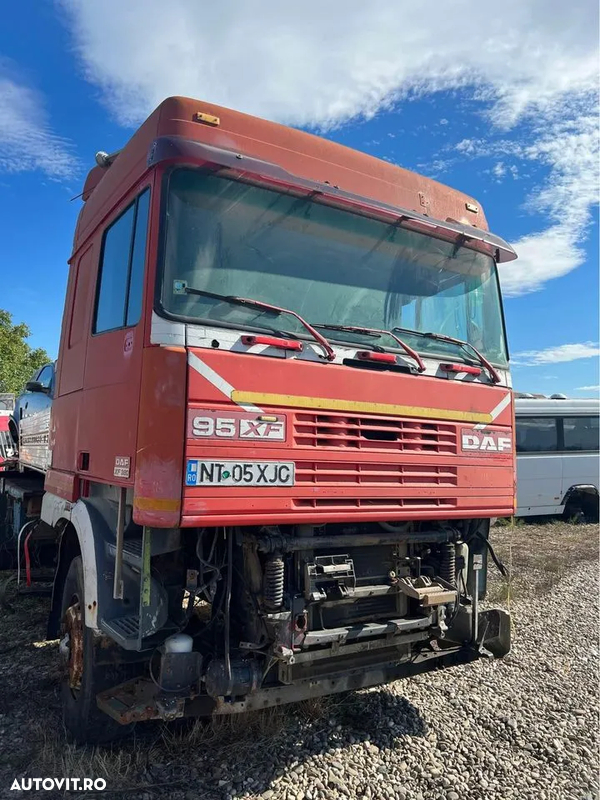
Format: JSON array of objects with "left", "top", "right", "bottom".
[{"left": 96, "top": 520, "right": 510, "bottom": 722}]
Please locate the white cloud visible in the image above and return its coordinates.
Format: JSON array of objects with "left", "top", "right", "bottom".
[
  {"left": 501, "top": 224, "right": 586, "bottom": 296},
  {"left": 0, "top": 75, "right": 78, "bottom": 179},
  {"left": 575, "top": 385, "right": 600, "bottom": 391},
  {"left": 57, "top": 0, "right": 598, "bottom": 296},
  {"left": 492, "top": 161, "right": 506, "bottom": 179},
  {"left": 458, "top": 111, "right": 599, "bottom": 296},
  {"left": 513, "top": 342, "right": 600, "bottom": 366},
  {"left": 59, "top": 0, "right": 597, "bottom": 130},
  {"left": 418, "top": 157, "right": 455, "bottom": 177}
]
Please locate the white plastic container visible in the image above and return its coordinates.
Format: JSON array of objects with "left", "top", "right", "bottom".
[{"left": 163, "top": 633, "right": 193, "bottom": 653}]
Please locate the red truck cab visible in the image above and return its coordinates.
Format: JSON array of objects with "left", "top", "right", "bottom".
[{"left": 28, "top": 97, "right": 516, "bottom": 742}]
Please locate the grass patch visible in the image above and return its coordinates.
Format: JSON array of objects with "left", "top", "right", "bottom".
[
  {"left": 33, "top": 723, "right": 155, "bottom": 789},
  {"left": 487, "top": 520, "right": 598, "bottom": 601},
  {"left": 160, "top": 705, "right": 291, "bottom": 758}
]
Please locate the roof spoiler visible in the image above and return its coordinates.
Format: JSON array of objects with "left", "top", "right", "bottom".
[{"left": 147, "top": 136, "right": 518, "bottom": 264}]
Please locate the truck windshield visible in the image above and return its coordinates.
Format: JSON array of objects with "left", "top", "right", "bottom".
[{"left": 160, "top": 169, "right": 508, "bottom": 367}]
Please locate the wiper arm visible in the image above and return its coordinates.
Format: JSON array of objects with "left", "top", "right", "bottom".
[
  {"left": 315, "top": 323, "right": 425, "bottom": 373},
  {"left": 184, "top": 287, "right": 336, "bottom": 361},
  {"left": 313, "top": 323, "right": 381, "bottom": 338},
  {"left": 393, "top": 327, "right": 501, "bottom": 384}
]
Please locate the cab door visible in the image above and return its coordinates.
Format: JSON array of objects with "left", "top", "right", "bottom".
[{"left": 78, "top": 188, "right": 151, "bottom": 484}]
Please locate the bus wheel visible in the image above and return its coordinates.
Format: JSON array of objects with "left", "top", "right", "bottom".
[
  {"left": 59, "top": 556, "right": 135, "bottom": 744},
  {"left": 582, "top": 494, "right": 599, "bottom": 523}
]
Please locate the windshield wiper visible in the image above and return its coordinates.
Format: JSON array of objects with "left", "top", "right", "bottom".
[
  {"left": 392, "top": 327, "right": 501, "bottom": 383},
  {"left": 313, "top": 324, "right": 381, "bottom": 338},
  {"left": 314, "top": 324, "right": 425, "bottom": 373},
  {"left": 184, "top": 287, "right": 336, "bottom": 361}
]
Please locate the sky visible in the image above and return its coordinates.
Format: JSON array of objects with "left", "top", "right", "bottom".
[{"left": 0, "top": 0, "right": 598, "bottom": 396}]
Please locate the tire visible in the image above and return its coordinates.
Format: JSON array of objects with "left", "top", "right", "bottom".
[
  {"left": 0, "top": 573, "right": 17, "bottom": 612},
  {"left": 59, "top": 556, "right": 135, "bottom": 744},
  {"left": 583, "top": 495, "right": 599, "bottom": 524},
  {"left": 563, "top": 505, "right": 586, "bottom": 524}
]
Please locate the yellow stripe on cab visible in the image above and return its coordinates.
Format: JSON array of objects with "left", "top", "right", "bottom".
[{"left": 231, "top": 391, "right": 492, "bottom": 424}]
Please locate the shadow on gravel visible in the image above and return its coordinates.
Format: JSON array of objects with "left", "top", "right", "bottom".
[
  {"left": 0, "top": 574, "right": 428, "bottom": 799},
  {"left": 98, "top": 689, "right": 428, "bottom": 799}
]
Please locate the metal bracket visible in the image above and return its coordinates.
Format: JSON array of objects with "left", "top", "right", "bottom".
[
  {"left": 185, "top": 569, "right": 198, "bottom": 612},
  {"left": 398, "top": 575, "right": 457, "bottom": 606},
  {"left": 156, "top": 696, "right": 186, "bottom": 721},
  {"left": 472, "top": 553, "right": 483, "bottom": 644},
  {"left": 137, "top": 527, "right": 152, "bottom": 650},
  {"left": 112, "top": 487, "right": 126, "bottom": 600}
]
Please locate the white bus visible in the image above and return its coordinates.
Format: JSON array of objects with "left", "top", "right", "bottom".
[{"left": 515, "top": 397, "right": 599, "bottom": 520}]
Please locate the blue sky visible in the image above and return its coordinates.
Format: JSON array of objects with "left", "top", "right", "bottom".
[{"left": 1, "top": 0, "right": 598, "bottom": 395}]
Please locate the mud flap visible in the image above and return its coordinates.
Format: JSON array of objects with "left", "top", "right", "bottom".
[{"left": 479, "top": 608, "right": 511, "bottom": 657}]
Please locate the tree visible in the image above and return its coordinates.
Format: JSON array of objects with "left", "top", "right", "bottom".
[{"left": 0, "top": 309, "right": 52, "bottom": 394}]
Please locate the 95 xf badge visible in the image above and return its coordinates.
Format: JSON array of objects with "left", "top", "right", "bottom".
[
  {"left": 186, "top": 459, "right": 295, "bottom": 487},
  {"left": 188, "top": 410, "right": 286, "bottom": 441}
]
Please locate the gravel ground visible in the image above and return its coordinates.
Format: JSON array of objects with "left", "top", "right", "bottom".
[{"left": 0, "top": 521, "right": 597, "bottom": 800}]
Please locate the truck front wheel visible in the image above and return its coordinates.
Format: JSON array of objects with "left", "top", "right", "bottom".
[{"left": 59, "top": 556, "right": 134, "bottom": 744}]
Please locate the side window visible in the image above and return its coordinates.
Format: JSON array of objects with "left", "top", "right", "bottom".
[
  {"left": 516, "top": 417, "right": 558, "bottom": 453},
  {"left": 126, "top": 190, "right": 150, "bottom": 327},
  {"left": 94, "top": 189, "right": 150, "bottom": 334},
  {"left": 68, "top": 247, "right": 93, "bottom": 348},
  {"left": 562, "top": 416, "right": 599, "bottom": 452},
  {"left": 37, "top": 365, "right": 54, "bottom": 390}
]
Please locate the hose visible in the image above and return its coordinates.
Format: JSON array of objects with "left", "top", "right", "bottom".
[
  {"left": 470, "top": 530, "right": 510, "bottom": 579},
  {"left": 24, "top": 530, "right": 34, "bottom": 587},
  {"left": 482, "top": 536, "right": 510, "bottom": 579},
  {"left": 224, "top": 529, "right": 233, "bottom": 694},
  {"left": 378, "top": 521, "right": 411, "bottom": 533},
  {"left": 16, "top": 520, "right": 37, "bottom": 589}
]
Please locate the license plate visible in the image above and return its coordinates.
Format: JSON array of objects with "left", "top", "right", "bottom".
[{"left": 186, "top": 460, "right": 295, "bottom": 487}]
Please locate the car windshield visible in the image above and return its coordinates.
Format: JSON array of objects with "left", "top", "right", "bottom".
[{"left": 160, "top": 169, "right": 508, "bottom": 367}]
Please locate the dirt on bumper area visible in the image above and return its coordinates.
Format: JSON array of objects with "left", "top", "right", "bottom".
[{"left": 0, "top": 521, "right": 597, "bottom": 800}]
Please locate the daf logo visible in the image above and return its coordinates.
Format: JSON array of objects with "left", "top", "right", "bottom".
[{"left": 462, "top": 432, "right": 512, "bottom": 452}]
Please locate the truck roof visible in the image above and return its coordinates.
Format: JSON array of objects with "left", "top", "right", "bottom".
[{"left": 74, "top": 96, "right": 488, "bottom": 254}]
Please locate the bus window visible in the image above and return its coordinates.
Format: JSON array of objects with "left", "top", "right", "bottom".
[
  {"left": 516, "top": 417, "right": 558, "bottom": 453},
  {"left": 562, "top": 416, "right": 600, "bottom": 452}
]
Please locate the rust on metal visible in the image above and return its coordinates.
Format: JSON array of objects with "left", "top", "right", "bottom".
[
  {"left": 64, "top": 602, "right": 84, "bottom": 690},
  {"left": 96, "top": 678, "right": 161, "bottom": 725}
]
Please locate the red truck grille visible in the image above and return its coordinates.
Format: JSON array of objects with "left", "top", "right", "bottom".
[
  {"left": 293, "top": 497, "right": 458, "bottom": 510},
  {"left": 295, "top": 461, "right": 458, "bottom": 487},
  {"left": 293, "top": 412, "right": 457, "bottom": 454}
]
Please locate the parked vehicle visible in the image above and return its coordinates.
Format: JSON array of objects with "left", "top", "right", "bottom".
[
  {"left": 2, "top": 96, "right": 517, "bottom": 743},
  {"left": 9, "top": 363, "right": 55, "bottom": 448},
  {"left": 515, "top": 397, "right": 599, "bottom": 520},
  {"left": 0, "top": 415, "right": 15, "bottom": 470}
]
